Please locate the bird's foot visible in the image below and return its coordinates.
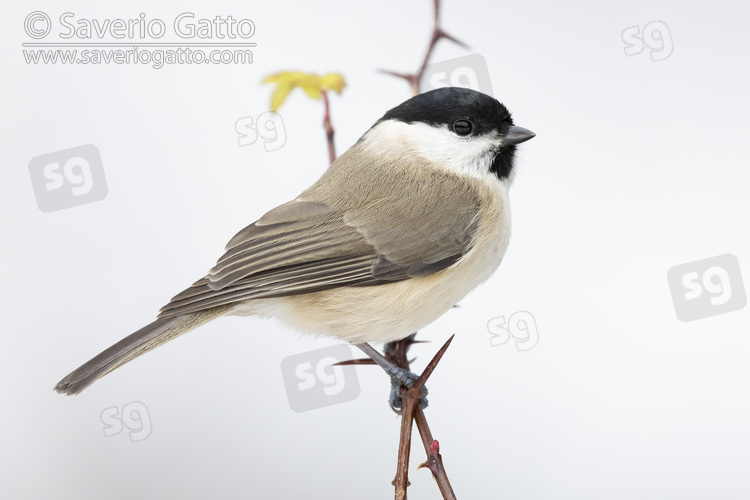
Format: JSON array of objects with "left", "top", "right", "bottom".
[
  {"left": 354, "top": 341, "right": 428, "bottom": 414},
  {"left": 388, "top": 369, "right": 428, "bottom": 414}
]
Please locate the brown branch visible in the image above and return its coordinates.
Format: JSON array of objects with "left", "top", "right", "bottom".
[
  {"left": 379, "top": 0, "right": 469, "bottom": 96},
  {"left": 416, "top": 418, "right": 456, "bottom": 499},
  {"left": 393, "top": 385, "right": 418, "bottom": 499},
  {"left": 321, "top": 90, "right": 336, "bottom": 165},
  {"left": 388, "top": 335, "right": 456, "bottom": 500}
]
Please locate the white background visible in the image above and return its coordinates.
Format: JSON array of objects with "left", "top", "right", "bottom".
[{"left": 2, "top": 1, "right": 749, "bottom": 498}]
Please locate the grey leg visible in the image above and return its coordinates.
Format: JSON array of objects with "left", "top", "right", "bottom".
[{"left": 355, "top": 342, "right": 428, "bottom": 413}]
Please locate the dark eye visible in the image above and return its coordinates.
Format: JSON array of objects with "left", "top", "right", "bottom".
[{"left": 453, "top": 119, "right": 473, "bottom": 136}]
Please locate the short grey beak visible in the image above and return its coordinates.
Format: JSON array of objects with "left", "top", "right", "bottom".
[{"left": 503, "top": 126, "right": 536, "bottom": 146}]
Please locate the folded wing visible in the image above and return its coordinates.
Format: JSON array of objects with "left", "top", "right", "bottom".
[{"left": 158, "top": 167, "right": 480, "bottom": 319}]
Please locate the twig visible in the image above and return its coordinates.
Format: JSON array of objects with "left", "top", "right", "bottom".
[
  {"left": 389, "top": 335, "right": 456, "bottom": 500},
  {"left": 380, "top": 0, "right": 468, "bottom": 96},
  {"left": 415, "top": 415, "right": 456, "bottom": 499},
  {"left": 321, "top": 90, "right": 336, "bottom": 164},
  {"left": 393, "top": 384, "right": 418, "bottom": 499},
  {"left": 389, "top": 335, "right": 422, "bottom": 498}
]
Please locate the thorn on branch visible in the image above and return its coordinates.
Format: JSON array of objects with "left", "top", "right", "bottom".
[
  {"left": 437, "top": 30, "right": 469, "bottom": 48},
  {"left": 333, "top": 358, "right": 376, "bottom": 366}
]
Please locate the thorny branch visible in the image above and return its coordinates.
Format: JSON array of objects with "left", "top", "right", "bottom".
[
  {"left": 379, "top": 0, "right": 468, "bottom": 96},
  {"left": 388, "top": 336, "right": 457, "bottom": 500},
  {"left": 337, "top": 336, "right": 458, "bottom": 499},
  {"left": 415, "top": 413, "right": 454, "bottom": 498}
]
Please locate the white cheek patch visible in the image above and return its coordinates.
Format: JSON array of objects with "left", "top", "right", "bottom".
[{"left": 362, "top": 120, "right": 500, "bottom": 179}]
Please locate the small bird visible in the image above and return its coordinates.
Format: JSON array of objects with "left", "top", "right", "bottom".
[{"left": 54, "top": 87, "right": 535, "bottom": 397}]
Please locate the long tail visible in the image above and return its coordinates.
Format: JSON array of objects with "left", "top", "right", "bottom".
[{"left": 54, "top": 307, "right": 228, "bottom": 395}]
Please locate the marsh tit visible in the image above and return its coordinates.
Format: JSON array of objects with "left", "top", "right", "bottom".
[{"left": 54, "top": 87, "right": 535, "bottom": 396}]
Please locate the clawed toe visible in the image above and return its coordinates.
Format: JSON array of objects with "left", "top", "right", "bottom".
[{"left": 389, "top": 377, "right": 429, "bottom": 414}]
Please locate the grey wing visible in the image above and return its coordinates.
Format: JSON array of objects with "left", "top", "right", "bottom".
[{"left": 158, "top": 193, "right": 480, "bottom": 319}]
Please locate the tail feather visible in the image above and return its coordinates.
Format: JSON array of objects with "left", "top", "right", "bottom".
[{"left": 54, "top": 307, "right": 229, "bottom": 395}]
